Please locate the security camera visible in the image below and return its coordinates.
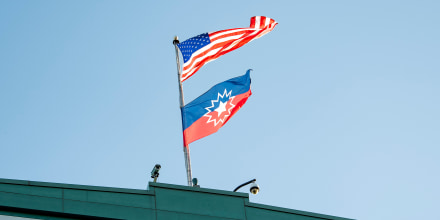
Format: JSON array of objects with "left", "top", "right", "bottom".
[
  {"left": 151, "top": 164, "right": 161, "bottom": 178},
  {"left": 249, "top": 182, "right": 260, "bottom": 195},
  {"left": 233, "top": 179, "right": 260, "bottom": 194}
]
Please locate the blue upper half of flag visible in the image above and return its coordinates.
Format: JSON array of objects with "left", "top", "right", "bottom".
[
  {"left": 177, "top": 33, "right": 211, "bottom": 63},
  {"left": 181, "top": 70, "right": 251, "bottom": 130}
]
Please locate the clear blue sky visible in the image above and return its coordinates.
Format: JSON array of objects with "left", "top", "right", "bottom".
[{"left": 1, "top": 1, "right": 439, "bottom": 220}]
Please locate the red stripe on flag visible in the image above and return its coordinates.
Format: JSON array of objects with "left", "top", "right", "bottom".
[
  {"left": 181, "top": 28, "right": 273, "bottom": 81},
  {"left": 180, "top": 16, "right": 277, "bottom": 82}
]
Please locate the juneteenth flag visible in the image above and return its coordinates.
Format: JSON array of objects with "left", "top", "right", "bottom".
[
  {"left": 177, "top": 16, "right": 277, "bottom": 82},
  {"left": 181, "top": 70, "right": 252, "bottom": 146}
]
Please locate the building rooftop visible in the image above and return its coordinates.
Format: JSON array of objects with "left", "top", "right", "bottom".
[{"left": 0, "top": 178, "right": 354, "bottom": 220}]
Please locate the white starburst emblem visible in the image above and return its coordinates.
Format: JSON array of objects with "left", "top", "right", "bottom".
[{"left": 204, "top": 89, "right": 235, "bottom": 126}]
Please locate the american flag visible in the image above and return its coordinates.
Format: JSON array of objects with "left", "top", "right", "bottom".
[{"left": 177, "top": 16, "right": 277, "bottom": 82}]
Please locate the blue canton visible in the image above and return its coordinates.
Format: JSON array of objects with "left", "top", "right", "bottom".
[{"left": 177, "top": 33, "right": 211, "bottom": 63}]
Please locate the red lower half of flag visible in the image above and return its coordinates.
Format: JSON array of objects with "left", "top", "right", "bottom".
[{"left": 183, "top": 90, "right": 251, "bottom": 146}]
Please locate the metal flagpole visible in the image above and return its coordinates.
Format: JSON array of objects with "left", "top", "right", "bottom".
[{"left": 173, "top": 36, "right": 193, "bottom": 186}]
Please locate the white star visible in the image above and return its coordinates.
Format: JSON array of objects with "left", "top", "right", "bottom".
[
  {"left": 214, "top": 101, "right": 227, "bottom": 117},
  {"left": 204, "top": 89, "right": 236, "bottom": 126}
]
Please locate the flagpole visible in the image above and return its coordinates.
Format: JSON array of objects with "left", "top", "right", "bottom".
[{"left": 173, "top": 36, "right": 193, "bottom": 187}]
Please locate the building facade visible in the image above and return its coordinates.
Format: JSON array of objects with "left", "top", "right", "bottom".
[{"left": 0, "top": 178, "right": 353, "bottom": 220}]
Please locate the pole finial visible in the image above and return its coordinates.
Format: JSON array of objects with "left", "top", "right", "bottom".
[{"left": 173, "top": 36, "right": 180, "bottom": 45}]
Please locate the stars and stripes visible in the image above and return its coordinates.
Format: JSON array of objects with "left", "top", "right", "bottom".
[{"left": 177, "top": 16, "right": 277, "bottom": 82}]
